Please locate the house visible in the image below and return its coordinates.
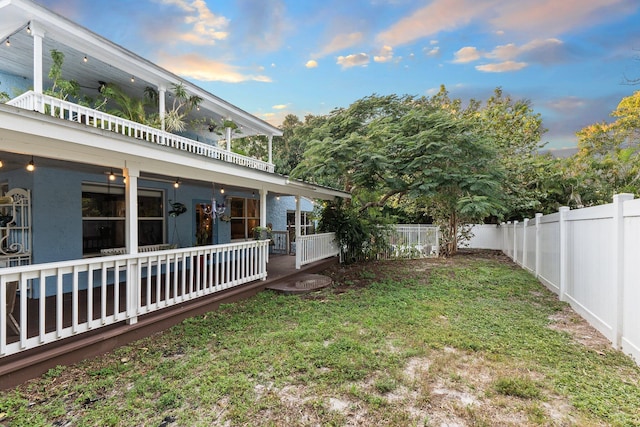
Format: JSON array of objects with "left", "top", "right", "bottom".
[{"left": 0, "top": 0, "right": 349, "bottom": 386}]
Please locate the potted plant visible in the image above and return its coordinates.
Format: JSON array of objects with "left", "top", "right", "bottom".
[{"left": 252, "top": 226, "right": 272, "bottom": 241}]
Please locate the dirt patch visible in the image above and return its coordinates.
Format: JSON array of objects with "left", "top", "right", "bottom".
[{"left": 547, "top": 306, "right": 612, "bottom": 353}]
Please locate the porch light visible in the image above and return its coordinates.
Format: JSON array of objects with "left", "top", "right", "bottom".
[
  {"left": 108, "top": 170, "right": 116, "bottom": 181},
  {"left": 26, "top": 25, "right": 31, "bottom": 34},
  {"left": 83, "top": 56, "right": 88, "bottom": 63},
  {"left": 174, "top": 178, "right": 180, "bottom": 189},
  {"left": 26, "top": 156, "right": 35, "bottom": 172},
  {"left": 130, "top": 76, "right": 135, "bottom": 83},
  {"left": 220, "top": 187, "right": 225, "bottom": 194},
  {"left": 5, "top": 38, "right": 9, "bottom": 47}
]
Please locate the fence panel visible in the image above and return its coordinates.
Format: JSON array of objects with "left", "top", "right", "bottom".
[
  {"left": 523, "top": 220, "right": 536, "bottom": 272},
  {"left": 381, "top": 225, "right": 439, "bottom": 259},
  {"left": 565, "top": 211, "right": 615, "bottom": 340}
]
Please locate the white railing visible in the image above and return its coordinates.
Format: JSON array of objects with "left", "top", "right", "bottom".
[
  {"left": 7, "top": 91, "right": 275, "bottom": 173},
  {"left": 0, "top": 240, "right": 268, "bottom": 358},
  {"left": 295, "top": 232, "right": 339, "bottom": 269},
  {"left": 382, "top": 224, "right": 439, "bottom": 259},
  {"left": 466, "top": 193, "right": 640, "bottom": 365}
]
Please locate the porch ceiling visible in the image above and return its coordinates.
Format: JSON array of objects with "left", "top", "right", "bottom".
[{"left": 0, "top": 0, "right": 282, "bottom": 139}]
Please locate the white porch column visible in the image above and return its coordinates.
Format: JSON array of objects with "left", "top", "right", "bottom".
[
  {"left": 31, "top": 22, "right": 44, "bottom": 113},
  {"left": 158, "top": 85, "right": 166, "bottom": 132},
  {"left": 31, "top": 23, "right": 43, "bottom": 95},
  {"left": 268, "top": 135, "right": 273, "bottom": 165},
  {"left": 226, "top": 126, "right": 232, "bottom": 151},
  {"left": 295, "top": 196, "right": 301, "bottom": 269},
  {"left": 123, "top": 163, "right": 140, "bottom": 325},
  {"left": 124, "top": 163, "right": 140, "bottom": 255},
  {"left": 260, "top": 189, "right": 268, "bottom": 228}
]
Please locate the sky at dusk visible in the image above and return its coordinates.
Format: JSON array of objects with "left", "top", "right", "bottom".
[{"left": 36, "top": 0, "right": 640, "bottom": 150}]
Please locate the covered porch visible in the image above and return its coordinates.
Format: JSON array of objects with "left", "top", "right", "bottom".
[{"left": 1, "top": 251, "right": 338, "bottom": 388}]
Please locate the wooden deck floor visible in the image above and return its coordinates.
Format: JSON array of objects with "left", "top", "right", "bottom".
[{"left": 1, "top": 254, "right": 337, "bottom": 389}]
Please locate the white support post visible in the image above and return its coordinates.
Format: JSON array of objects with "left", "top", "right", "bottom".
[
  {"left": 295, "top": 196, "right": 301, "bottom": 269},
  {"left": 260, "top": 189, "right": 267, "bottom": 228},
  {"left": 268, "top": 135, "right": 273, "bottom": 165},
  {"left": 158, "top": 85, "right": 166, "bottom": 132},
  {"left": 612, "top": 193, "right": 633, "bottom": 348},
  {"left": 31, "top": 22, "right": 44, "bottom": 111},
  {"left": 535, "top": 213, "right": 543, "bottom": 278},
  {"left": 522, "top": 218, "right": 529, "bottom": 270},
  {"left": 124, "top": 163, "right": 139, "bottom": 324},
  {"left": 558, "top": 206, "right": 570, "bottom": 302},
  {"left": 226, "top": 126, "right": 232, "bottom": 152}
]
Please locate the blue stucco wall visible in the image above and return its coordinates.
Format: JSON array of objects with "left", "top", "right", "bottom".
[
  {"left": 1, "top": 161, "right": 318, "bottom": 297},
  {"left": 0, "top": 70, "right": 31, "bottom": 99},
  {"left": 266, "top": 195, "right": 315, "bottom": 232}
]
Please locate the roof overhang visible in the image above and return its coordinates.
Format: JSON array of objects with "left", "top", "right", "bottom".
[{"left": 0, "top": 0, "right": 282, "bottom": 138}]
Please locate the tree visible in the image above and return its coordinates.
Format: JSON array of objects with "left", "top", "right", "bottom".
[
  {"left": 472, "top": 87, "right": 550, "bottom": 220},
  {"left": 565, "top": 91, "right": 640, "bottom": 205},
  {"left": 292, "top": 93, "right": 507, "bottom": 256}
]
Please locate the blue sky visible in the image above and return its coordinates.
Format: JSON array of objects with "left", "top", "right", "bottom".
[{"left": 37, "top": 0, "right": 640, "bottom": 149}]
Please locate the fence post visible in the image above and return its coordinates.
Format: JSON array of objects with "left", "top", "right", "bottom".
[
  {"left": 612, "top": 193, "right": 634, "bottom": 348},
  {"left": 558, "top": 206, "right": 569, "bottom": 302},
  {"left": 534, "top": 213, "right": 543, "bottom": 278},
  {"left": 512, "top": 221, "right": 518, "bottom": 263},
  {"left": 522, "top": 218, "right": 529, "bottom": 269}
]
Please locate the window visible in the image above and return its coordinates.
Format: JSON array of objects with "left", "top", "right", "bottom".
[
  {"left": 82, "top": 184, "right": 164, "bottom": 254},
  {"left": 287, "top": 211, "right": 315, "bottom": 237},
  {"left": 230, "top": 197, "right": 260, "bottom": 240}
]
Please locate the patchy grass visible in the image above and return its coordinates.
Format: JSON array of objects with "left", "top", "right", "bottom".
[{"left": 1, "top": 251, "right": 639, "bottom": 426}]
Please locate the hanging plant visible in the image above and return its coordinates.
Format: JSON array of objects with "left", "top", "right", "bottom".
[{"left": 169, "top": 201, "right": 187, "bottom": 217}]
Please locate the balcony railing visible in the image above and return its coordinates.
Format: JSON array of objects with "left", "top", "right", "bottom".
[
  {"left": 296, "top": 232, "right": 339, "bottom": 269},
  {"left": 7, "top": 91, "right": 275, "bottom": 173}
]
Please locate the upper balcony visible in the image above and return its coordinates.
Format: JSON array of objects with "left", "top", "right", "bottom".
[
  {"left": 6, "top": 91, "right": 275, "bottom": 173},
  {"left": 0, "top": 0, "right": 283, "bottom": 174}
]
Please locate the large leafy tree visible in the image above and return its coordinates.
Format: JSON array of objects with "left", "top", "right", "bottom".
[
  {"left": 565, "top": 91, "right": 640, "bottom": 206},
  {"left": 292, "top": 93, "right": 506, "bottom": 256},
  {"left": 472, "top": 87, "right": 551, "bottom": 220}
]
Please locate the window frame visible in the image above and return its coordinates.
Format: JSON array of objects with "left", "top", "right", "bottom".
[{"left": 81, "top": 183, "right": 165, "bottom": 254}]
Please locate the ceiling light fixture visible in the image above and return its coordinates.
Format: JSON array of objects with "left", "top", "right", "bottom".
[
  {"left": 5, "top": 38, "right": 10, "bottom": 47},
  {"left": 83, "top": 56, "right": 88, "bottom": 63},
  {"left": 130, "top": 76, "right": 135, "bottom": 83},
  {"left": 26, "top": 156, "right": 35, "bottom": 172},
  {"left": 174, "top": 178, "right": 180, "bottom": 189},
  {"left": 0, "top": 159, "right": 3, "bottom": 168},
  {"left": 26, "top": 25, "right": 31, "bottom": 34},
  {"left": 109, "top": 170, "right": 116, "bottom": 181},
  {"left": 220, "top": 187, "right": 225, "bottom": 194}
]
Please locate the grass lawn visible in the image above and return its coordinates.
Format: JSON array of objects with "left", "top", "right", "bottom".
[{"left": 1, "top": 251, "right": 639, "bottom": 426}]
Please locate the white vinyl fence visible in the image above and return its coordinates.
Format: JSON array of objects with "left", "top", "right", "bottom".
[
  {"left": 382, "top": 224, "right": 439, "bottom": 259},
  {"left": 466, "top": 194, "right": 640, "bottom": 364}
]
